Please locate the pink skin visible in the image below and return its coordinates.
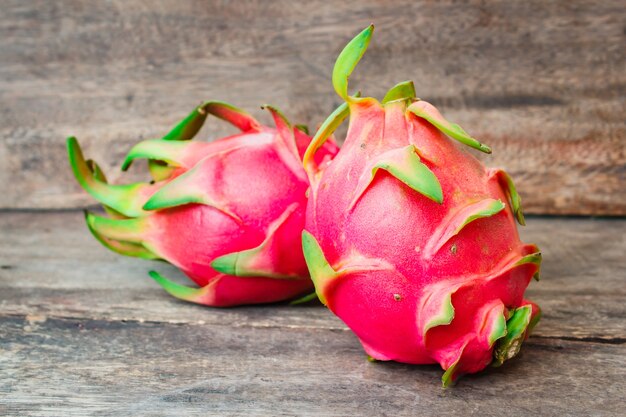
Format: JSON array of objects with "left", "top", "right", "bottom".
[
  {"left": 142, "top": 125, "right": 338, "bottom": 306},
  {"left": 305, "top": 99, "right": 540, "bottom": 383},
  {"left": 128, "top": 127, "right": 338, "bottom": 207},
  {"left": 145, "top": 136, "right": 311, "bottom": 285},
  {"left": 76, "top": 106, "right": 338, "bottom": 307}
]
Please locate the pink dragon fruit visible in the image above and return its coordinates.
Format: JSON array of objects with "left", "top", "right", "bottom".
[
  {"left": 301, "top": 26, "right": 542, "bottom": 385},
  {"left": 68, "top": 101, "right": 338, "bottom": 306}
]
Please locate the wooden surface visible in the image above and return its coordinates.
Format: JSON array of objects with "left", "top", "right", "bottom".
[
  {"left": 1, "top": 0, "right": 625, "bottom": 215},
  {"left": 1, "top": 211, "right": 624, "bottom": 416}
]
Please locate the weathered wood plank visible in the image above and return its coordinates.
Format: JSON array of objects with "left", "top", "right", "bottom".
[
  {"left": 0, "top": 0, "right": 624, "bottom": 215},
  {"left": 1, "top": 315, "right": 624, "bottom": 416},
  {"left": 1, "top": 212, "right": 625, "bottom": 414},
  {"left": 0, "top": 211, "right": 624, "bottom": 340}
]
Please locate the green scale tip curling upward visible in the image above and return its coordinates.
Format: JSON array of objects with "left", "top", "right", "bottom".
[
  {"left": 67, "top": 137, "right": 154, "bottom": 218},
  {"left": 325, "top": 24, "right": 492, "bottom": 156}
]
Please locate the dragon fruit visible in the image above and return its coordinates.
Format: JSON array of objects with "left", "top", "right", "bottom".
[
  {"left": 301, "top": 26, "right": 542, "bottom": 385},
  {"left": 67, "top": 101, "right": 338, "bottom": 306}
]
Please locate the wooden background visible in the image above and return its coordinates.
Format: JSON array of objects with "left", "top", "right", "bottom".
[
  {"left": 2, "top": 212, "right": 625, "bottom": 415},
  {"left": 0, "top": 0, "right": 624, "bottom": 215}
]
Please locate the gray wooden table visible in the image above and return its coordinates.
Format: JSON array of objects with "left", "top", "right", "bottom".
[{"left": 1, "top": 211, "right": 624, "bottom": 416}]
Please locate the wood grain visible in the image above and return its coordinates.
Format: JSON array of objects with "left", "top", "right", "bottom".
[
  {"left": 2, "top": 316, "right": 624, "bottom": 416},
  {"left": 0, "top": 0, "right": 624, "bottom": 215},
  {"left": 0, "top": 212, "right": 625, "bottom": 415}
]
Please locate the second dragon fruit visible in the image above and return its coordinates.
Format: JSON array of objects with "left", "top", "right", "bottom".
[{"left": 68, "top": 102, "right": 337, "bottom": 306}]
